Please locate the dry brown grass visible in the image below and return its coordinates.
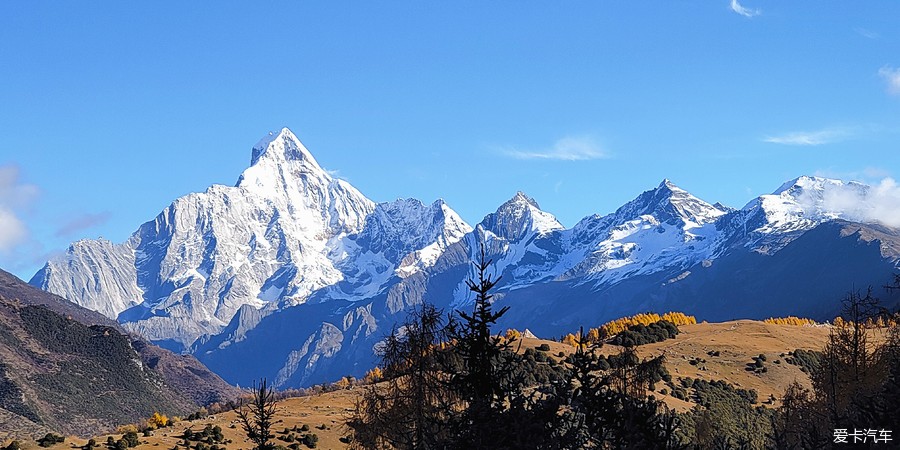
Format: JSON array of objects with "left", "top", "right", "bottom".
[
  {"left": 517, "top": 320, "right": 833, "bottom": 411},
  {"left": 635, "top": 320, "right": 831, "bottom": 411},
  {"left": 17, "top": 319, "right": 847, "bottom": 450},
  {"left": 23, "top": 388, "right": 360, "bottom": 450}
]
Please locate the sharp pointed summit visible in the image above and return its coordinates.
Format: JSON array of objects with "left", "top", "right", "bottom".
[
  {"left": 249, "top": 127, "right": 320, "bottom": 168},
  {"left": 508, "top": 191, "right": 541, "bottom": 208},
  {"left": 659, "top": 178, "right": 677, "bottom": 189},
  {"left": 610, "top": 179, "right": 726, "bottom": 228},
  {"left": 480, "top": 192, "right": 564, "bottom": 241},
  {"left": 238, "top": 127, "right": 333, "bottom": 193}
]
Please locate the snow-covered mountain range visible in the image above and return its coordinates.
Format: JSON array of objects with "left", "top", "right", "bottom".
[{"left": 30, "top": 128, "right": 900, "bottom": 387}]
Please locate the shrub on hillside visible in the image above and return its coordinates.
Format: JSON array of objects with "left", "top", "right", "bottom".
[
  {"left": 37, "top": 434, "right": 65, "bottom": 448},
  {"left": 785, "top": 349, "right": 824, "bottom": 374},
  {"left": 610, "top": 320, "right": 679, "bottom": 347},
  {"left": 677, "top": 379, "right": 770, "bottom": 448}
]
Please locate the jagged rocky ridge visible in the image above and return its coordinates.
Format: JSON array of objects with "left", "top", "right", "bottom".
[{"left": 31, "top": 129, "right": 900, "bottom": 388}]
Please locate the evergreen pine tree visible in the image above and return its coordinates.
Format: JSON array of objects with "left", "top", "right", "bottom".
[{"left": 237, "top": 379, "right": 277, "bottom": 450}]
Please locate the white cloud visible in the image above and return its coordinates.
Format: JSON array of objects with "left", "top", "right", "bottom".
[
  {"left": 730, "top": 0, "right": 760, "bottom": 18},
  {"left": 809, "top": 177, "right": 900, "bottom": 228},
  {"left": 0, "top": 164, "right": 39, "bottom": 253},
  {"left": 762, "top": 127, "right": 851, "bottom": 146},
  {"left": 878, "top": 66, "right": 900, "bottom": 96},
  {"left": 868, "top": 178, "right": 900, "bottom": 227},
  {"left": 0, "top": 165, "right": 39, "bottom": 208},
  {"left": 855, "top": 28, "right": 879, "bottom": 40},
  {"left": 0, "top": 209, "right": 27, "bottom": 253},
  {"left": 502, "top": 136, "right": 609, "bottom": 161}
]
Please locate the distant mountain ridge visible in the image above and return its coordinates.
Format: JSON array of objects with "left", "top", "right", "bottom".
[
  {"left": 0, "top": 269, "right": 239, "bottom": 438},
  {"left": 30, "top": 128, "right": 900, "bottom": 388}
]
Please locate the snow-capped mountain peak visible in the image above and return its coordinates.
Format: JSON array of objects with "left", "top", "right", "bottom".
[
  {"left": 742, "top": 175, "right": 871, "bottom": 236},
  {"left": 559, "top": 180, "right": 728, "bottom": 283},
  {"left": 772, "top": 175, "right": 847, "bottom": 196},
  {"left": 32, "top": 126, "right": 900, "bottom": 390},
  {"left": 249, "top": 127, "right": 321, "bottom": 169},
  {"left": 610, "top": 179, "right": 727, "bottom": 229},
  {"left": 234, "top": 127, "right": 373, "bottom": 235},
  {"left": 33, "top": 128, "right": 378, "bottom": 350},
  {"left": 353, "top": 198, "right": 471, "bottom": 264},
  {"left": 237, "top": 127, "right": 333, "bottom": 194},
  {"left": 479, "top": 192, "right": 564, "bottom": 241}
]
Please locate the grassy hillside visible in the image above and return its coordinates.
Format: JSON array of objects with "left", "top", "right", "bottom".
[
  {"left": 5, "top": 319, "right": 842, "bottom": 450},
  {"left": 0, "top": 269, "right": 241, "bottom": 441},
  {"left": 0, "top": 301, "right": 196, "bottom": 439},
  {"left": 17, "top": 390, "right": 360, "bottom": 450},
  {"left": 516, "top": 319, "right": 833, "bottom": 411}
]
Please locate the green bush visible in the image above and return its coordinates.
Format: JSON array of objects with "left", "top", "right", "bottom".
[
  {"left": 785, "top": 348, "right": 823, "bottom": 374},
  {"left": 122, "top": 431, "right": 140, "bottom": 448},
  {"left": 678, "top": 379, "right": 771, "bottom": 448},
  {"left": 301, "top": 433, "right": 318, "bottom": 449},
  {"left": 610, "top": 320, "right": 680, "bottom": 347},
  {"left": 37, "top": 434, "right": 65, "bottom": 448}
]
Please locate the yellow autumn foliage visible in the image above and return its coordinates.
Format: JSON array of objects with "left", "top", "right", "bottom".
[
  {"left": 364, "top": 367, "right": 383, "bottom": 384},
  {"left": 504, "top": 328, "right": 522, "bottom": 341},
  {"left": 560, "top": 311, "right": 697, "bottom": 346},
  {"left": 763, "top": 316, "right": 817, "bottom": 326},
  {"left": 148, "top": 412, "right": 169, "bottom": 428},
  {"left": 832, "top": 315, "right": 898, "bottom": 329},
  {"left": 561, "top": 333, "right": 579, "bottom": 347},
  {"left": 336, "top": 376, "right": 353, "bottom": 389}
]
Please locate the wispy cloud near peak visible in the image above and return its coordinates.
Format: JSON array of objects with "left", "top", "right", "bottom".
[
  {"left": 501, "top": 136, "right": 609, "bottom": 161},
  {"left": 762, "top": 127, "right": 852, "bottom": 146},
  {"left": 730, "top": 0, "right": 760, "bottom": 18}
]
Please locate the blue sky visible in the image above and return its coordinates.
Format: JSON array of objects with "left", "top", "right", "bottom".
[{"left": 1, "top": 1, "right": 899, "bottom": 279}]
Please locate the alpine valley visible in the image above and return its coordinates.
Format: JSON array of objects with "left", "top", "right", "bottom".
[{"left": 30, "top": 128, "right": 900, "bottom": 388}]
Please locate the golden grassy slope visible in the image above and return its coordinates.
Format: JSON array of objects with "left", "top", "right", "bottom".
[
  {"left": 10, "top": 319, "right": 843, "bottom": 450},
  {"left": 633, "top": 320, "right": 831, "bottom": 411},
  {"left": 21, "top": 388, "right": 360, "bottom": 450},
  {"left": 516, "top": 320, "right": 832, "bottom": 411}
]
